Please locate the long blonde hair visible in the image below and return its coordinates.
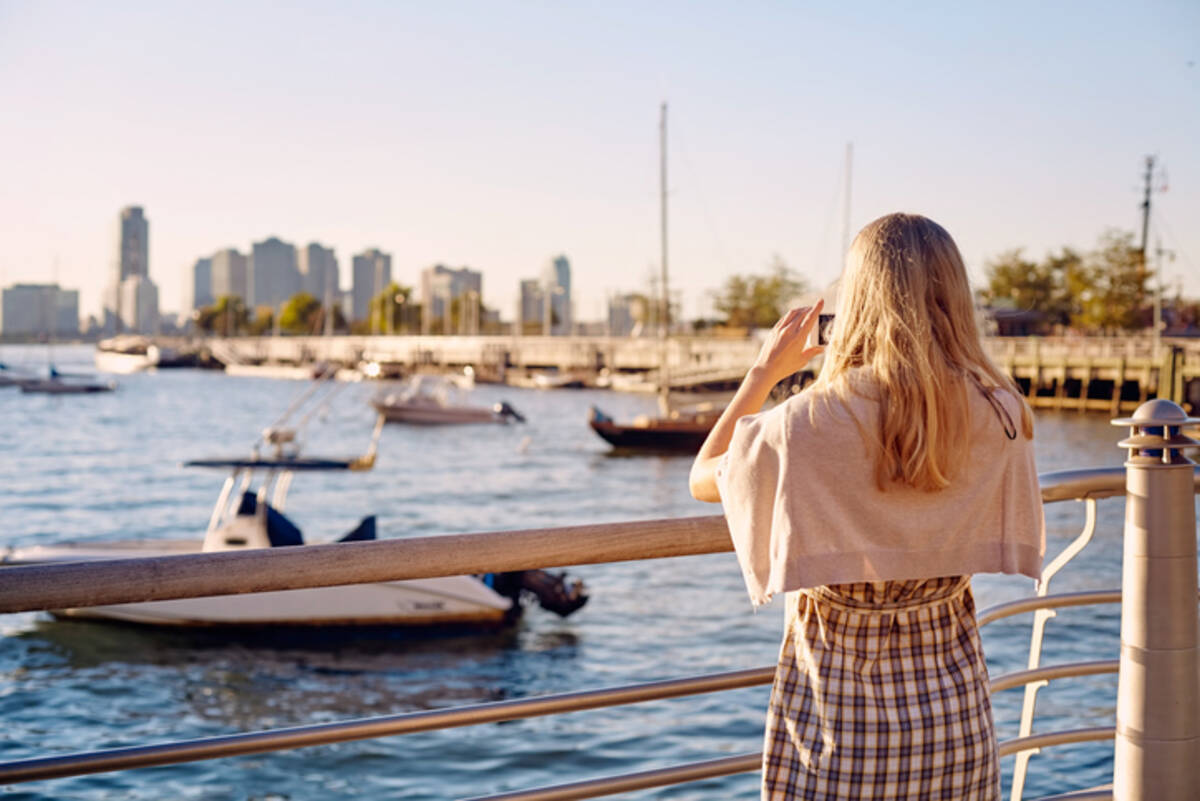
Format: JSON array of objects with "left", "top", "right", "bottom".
[{"left": 811, "top": 213, "right": 1033, "bottom": 491}]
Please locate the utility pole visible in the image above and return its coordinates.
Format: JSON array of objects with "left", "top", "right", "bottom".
[
  {"left": 1139, "top": 155, "right": 1154, "bottom": 268},
  {"left": 660, "top": 102, "right": 670, "bottom": 338}
]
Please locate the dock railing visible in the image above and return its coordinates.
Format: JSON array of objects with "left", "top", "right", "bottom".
[{"left": 1, "top": 402, "right": 1199, "bottom": 800}]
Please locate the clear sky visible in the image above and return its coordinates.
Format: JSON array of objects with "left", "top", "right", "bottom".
[{"left": 1, "top": 1, "right": 1196, "bottom": 323}]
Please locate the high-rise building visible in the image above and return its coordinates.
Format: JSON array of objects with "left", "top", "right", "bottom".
[
  {"left": 119, "top": 275, "right": 159, "bottom": 334},
  {"left": 0, "top": 283, "right": 79, "bottom": 338},
  {"left": 421, "top": 264, "right": 483, "bottom": 334},
  {"left": 192, "top": 257, "right": 213, "bottom": 310},
  {"left": 210, "top": 248, "right": 249, "bottom": 302},
  {"left": 519, "top": 279, "right": 543, "bottom": 331},
  {"left": 607, "top": 293, "right": 639, "bottom": 337},
  {"left": 351, "top": 249, "right": 392, "bottom": 323},
  {"left": 103, "top": 206, "right": 158, "bottom": 334},
  {"left": 542, "top": 254, "right": 572, "bottom": 335},
  {"left": 297, "top": 243, "right": 339, "bottom": 303},
  {"left": 249, "top": 236, "right": 299, "bottom": 310}
]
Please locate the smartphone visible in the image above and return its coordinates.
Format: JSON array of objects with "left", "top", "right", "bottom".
[{"left": 817, "top": 314, "right": 835, "bottom": 346}]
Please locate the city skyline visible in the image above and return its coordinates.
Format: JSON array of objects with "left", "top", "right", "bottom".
[{"left": 1, "top": 2, "right": 1196, "bottom": 323}]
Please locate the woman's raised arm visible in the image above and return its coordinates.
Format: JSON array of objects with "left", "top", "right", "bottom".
[{"left": 688, "top": 301, "right": 824, "bottom": 502}]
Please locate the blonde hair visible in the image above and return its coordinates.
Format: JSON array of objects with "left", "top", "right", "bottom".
[{"left": 811, "top": 213, "right": 1033, "bottom": 491}]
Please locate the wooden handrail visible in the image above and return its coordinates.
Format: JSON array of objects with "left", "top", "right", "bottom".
[{"left": 0, "top": 515, "right": 732, "bottom": 614}]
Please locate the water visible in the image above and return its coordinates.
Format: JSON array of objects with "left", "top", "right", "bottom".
[{"left": 0, "top": 344, "right": 1159, "bottom": 800}]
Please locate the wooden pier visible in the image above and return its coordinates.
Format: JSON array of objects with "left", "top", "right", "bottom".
[{"left": 181, "top": 334, "right": 1200, "bottom": 413}]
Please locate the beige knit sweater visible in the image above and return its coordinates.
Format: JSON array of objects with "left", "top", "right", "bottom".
[{"left": 716, "top": 376, "right": 1045, "bottom": 606}]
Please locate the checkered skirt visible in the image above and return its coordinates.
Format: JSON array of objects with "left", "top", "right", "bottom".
[{"left": 762, "top": 576, "right": 999, "bottom": 800}]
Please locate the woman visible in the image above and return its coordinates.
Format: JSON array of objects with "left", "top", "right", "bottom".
[{"left": 690, "top": 213, "right": 1044, "bottom": 800}]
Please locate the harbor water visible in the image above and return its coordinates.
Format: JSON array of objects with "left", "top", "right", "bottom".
[{"left": 0, "top": 344, "right": 1153, "bottom": 800}]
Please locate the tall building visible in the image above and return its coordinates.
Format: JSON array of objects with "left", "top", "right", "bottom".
[
  {"left": 248, "top": 236, "right": 299, "bottom": 310},
  {"left": 542, "top": 254, "right": 572, "bottom": 335},
  {"left": 519, "top": 279, "right": 543, "bottom": 331},
  {"left": 0, "top": 283, "right": 79, "bottom": 338},
  {"left": 192, "top": 257, "right": 213, "bottom": 310},
  {"left": 119, "top": 275, "right": 159, "bottom": 334},
  {"left": 297, "top": 243, "right": 339, "bottom": 303},
  {"left": 421, "top": 264, "right": 483, "bottom": 334},
  {"left": 104, "top": 206, "right": 158, "bottom": 333},
  {"left": 607, "top": 293, "right": 639, "bottom": 337},
  {"left": 210, "top": 248, "right": 249, "bottom": 302},
  {"left": 351, "top": 249, "right": 392, "bottom": 323}
]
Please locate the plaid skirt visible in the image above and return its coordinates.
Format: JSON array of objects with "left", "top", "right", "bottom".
[{"left": 762, "top": 576, "right": 999, "bottom": 800}]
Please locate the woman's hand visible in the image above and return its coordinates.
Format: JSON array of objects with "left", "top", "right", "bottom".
[{"left": 752, "top": 300, "right": 826, "bottom": 385}]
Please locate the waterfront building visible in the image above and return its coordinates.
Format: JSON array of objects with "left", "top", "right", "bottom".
[
  {"left": 0, "top": 283, "right": 79, "bottom": 338},
  {"left": 249, "top": 237, "right": 299, "bottom": 310},
  {"left": 420, "top": 264, "right": 483, "bottom": 334},
  {"left": 210, "top": 248, "right": 249, "bottom": 303},
  {"left": 542, "top": 255, "right": 572, "bottom": 335},
  {"left": 192, "top": 257, "right": 213, "bottom": 310},
  {"left": 351, "top": 249, "right": 392, "bottom": 323},
  {"left": 119, "top": 274, "right": 159, "bottom": 334},
  {"left": 297, "top": 243, "right": 339, "bottom": 304}
]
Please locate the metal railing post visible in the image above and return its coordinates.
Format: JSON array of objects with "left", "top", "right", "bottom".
[{"left": 1112, "top": 399, "right": 1200, "bottom": 800}]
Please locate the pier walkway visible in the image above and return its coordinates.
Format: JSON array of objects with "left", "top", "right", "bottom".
[{"left": 188, "top": 333, "right": 1200, "bottom": 410}]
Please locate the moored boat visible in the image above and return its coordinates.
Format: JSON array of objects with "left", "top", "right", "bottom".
[{"left": 371, "top": 375, "right": 525, "bottom": 425}]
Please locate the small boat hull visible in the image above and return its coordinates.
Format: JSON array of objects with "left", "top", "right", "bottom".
[
  {"left": 588, "top": 405, "right": 717, "bottom": 452},
  {"left": 371, "top": 400, "right": 509, "bottom": 425},
  {"left": 3, "top": 542, "right": 514, "bottom": 629}
]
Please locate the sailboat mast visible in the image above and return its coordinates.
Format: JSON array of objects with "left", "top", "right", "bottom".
[
  {"left": 659, "top": 102, "right": 670, "bottom": 337},
  {"left": 841, "top": 142, "right": 853, "bottom": 259},
  {"left": 658, "top": 102, "right": 670, "bottom": 411}
]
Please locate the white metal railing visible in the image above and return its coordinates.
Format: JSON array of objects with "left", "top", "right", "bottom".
[{"left": 2, "top": 464, "right": 1198, "bottom": 799}]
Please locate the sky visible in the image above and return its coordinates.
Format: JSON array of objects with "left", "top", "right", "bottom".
[{"left": 0, "top": 1, "right": 1196, "bottom": 323}]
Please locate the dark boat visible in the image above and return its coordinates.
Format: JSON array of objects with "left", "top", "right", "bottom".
[{"left": 588, "top": 405, "right": 717, "bottom": 453}]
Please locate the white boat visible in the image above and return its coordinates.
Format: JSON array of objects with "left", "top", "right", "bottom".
[
  {"left": 1, "top": 386, "right": 583, "bottom": 629},
  {"left": 94, "top": 335, "right": 169, "bottom": 374},
  {"left": 371, "top": 375, "right": 525, "bottom": 425}
]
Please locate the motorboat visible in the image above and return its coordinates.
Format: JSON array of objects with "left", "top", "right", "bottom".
[
  {"left": 588, "top": 403, "right": 718, "bottom": 453},
  {"left": 371, "top": 375, "right": 525, "bottom": 425},
  {"left": 94, "top": 335, "right": 173, "bottom": 374},
  {"left": 1, "top": 381, "right": 584, "bottom": 629}
]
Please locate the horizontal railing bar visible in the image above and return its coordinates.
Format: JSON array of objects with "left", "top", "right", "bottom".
[
  {"left": 457, "top": 752, "right": 762, "bottom": 801},
  {"left": 3, "top": 467, "right": 1197, "bottom": 616},
  {"left": 997, "top": 726, "right": 1115, "bottom": 758},
  {"left": 0, "top": 515, "right": 732, "bottom": 614},
  {"left": 977, "top": 590, "right": 1122, "bottom": 627},
  {"left": 1029, "top": 789, "right": 1112, "bottom": 801},
  {"left": 0, "top": 667, "right": 775, "bottom": 784},
  {"left": 990, "top": 660, "right": 1119, "bottom": 693}
]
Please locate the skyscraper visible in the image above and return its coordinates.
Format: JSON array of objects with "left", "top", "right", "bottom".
[
  {"left": 249, "top": 236, "right": 299, "bottom": 310},
  {"left": 297, "top": 243, "right": 338, "bottom": 303},
  {"left": 104, "top": 206, "right": 158, "bottom": 334},
  {"left": 351, "top": 249, "right": 392, "bottom": 323},
  {"left": 210, "top": 248, "right": 249, "bottom": 302},
  {"left": 192, "top": 257, "right": 213, "bottom": 310},
  {"left": 420, "top": 264, "right": 483, "bottom": 334},
  {"left": 0, "top": 283, "right": 79, "bottom": 337},
  {"left": 542, "top": 254, "right": 572, "bottom": 335}
]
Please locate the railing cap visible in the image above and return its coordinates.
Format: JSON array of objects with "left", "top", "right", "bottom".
[{"left": 1112, "top": 398, "right": 1200, "bottom": 428}]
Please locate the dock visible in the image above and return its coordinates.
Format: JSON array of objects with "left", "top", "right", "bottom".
[{"left": 162, "top": 334, "right": 1200, "bottom": 411}]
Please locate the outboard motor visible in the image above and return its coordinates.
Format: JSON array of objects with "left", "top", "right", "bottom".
[
  {"left": 494, "top": 401, "right": 526, "bottom": 423},
  {"left": 487, "top": 570, "right": 589, "bottom": 617}
]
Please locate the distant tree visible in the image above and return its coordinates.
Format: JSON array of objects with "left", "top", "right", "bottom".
[
  {"left": 371, "top": 282, "right": 416, "bottom": 334},
  {"left": 279, "top": 292, "right": 322, "bottom": 334},
  {"left": 195, "top": 295, "right": 249, "bottom": 336},
  {"left": 980, "top": 230, "right": 1147, "bottom": 333},
  {"left": 712, "top": 256, "right": 809, "bottom": 328},
  {"left": 248, "top": 305, "right": 274, "bottom": 336}
]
